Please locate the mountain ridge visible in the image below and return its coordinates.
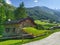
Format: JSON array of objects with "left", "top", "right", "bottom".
[{"left": 26, "top": 6, "right": 60, "bottom": 22}]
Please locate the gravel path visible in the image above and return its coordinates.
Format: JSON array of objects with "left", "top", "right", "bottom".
[{"left": 22, "top": 32, "right": 60, "bottom": 45}]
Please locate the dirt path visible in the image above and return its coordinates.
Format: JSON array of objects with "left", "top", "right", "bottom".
[{"left": 22, "top": 32, "right": 60, "bottom": 45}]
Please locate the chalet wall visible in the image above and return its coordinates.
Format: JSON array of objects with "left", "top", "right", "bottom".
[{"left": 3, "top": 24, "right": 21, "bottom": 37}]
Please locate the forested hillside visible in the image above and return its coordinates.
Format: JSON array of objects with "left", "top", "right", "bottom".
[{"left": 27, "top": 6, "right": 60, "bottom": 22}]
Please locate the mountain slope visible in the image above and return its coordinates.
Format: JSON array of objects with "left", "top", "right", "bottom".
[{"left": 26, "top": 6, "right": 60, "bottom": 22}]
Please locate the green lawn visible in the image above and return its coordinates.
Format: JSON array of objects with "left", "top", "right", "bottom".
[
  {"left": 23, "top": 27, "right": 49, "bottom": 36},
  {"left": 35, "top": 20, "right": 57, "bottom": 29},
  {"left": 34, "top": 20, "right": 48, "bottom": 25},
  {"left": 0, "top": 39, "right": 31, "bottom": 45},
  {"left": 0, "top": 40, "right": 21, "bottom": 45}
]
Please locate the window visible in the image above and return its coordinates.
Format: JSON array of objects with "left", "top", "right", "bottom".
[
  {"left": 12, "top": 28, "right": 15, "bottom": 33},
  {"left": 6, "top": 28, "right": 10, "bottom": 32}
]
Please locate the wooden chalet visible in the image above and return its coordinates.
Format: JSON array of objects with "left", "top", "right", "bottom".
[{"left": 3, "top": 17, "right": 36, "bottom": 39}]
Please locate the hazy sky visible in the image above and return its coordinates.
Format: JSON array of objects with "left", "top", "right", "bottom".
[{"left": 5, "top": 0, "right": 60, "bottom": 9}]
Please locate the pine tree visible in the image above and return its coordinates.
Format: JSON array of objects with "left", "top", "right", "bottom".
[
  {"left": 0, "top": 0, "right": 5, "bottom": 3},
  {"left": 0, "top": 0, "right": 6, "bottom": 24},
  {"left": 14, "top": 2, "right": 27, "bottom": 19}
]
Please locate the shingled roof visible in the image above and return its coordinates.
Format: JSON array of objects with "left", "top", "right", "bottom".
[{"left": 5, "top": 17, "right": 35, "bottom": 25}]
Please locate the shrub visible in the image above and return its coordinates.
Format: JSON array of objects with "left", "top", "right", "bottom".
[{"left": 36, "top": 24, "right": 44, "bottom": 30}]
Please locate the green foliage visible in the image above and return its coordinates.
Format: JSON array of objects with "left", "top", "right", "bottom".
[
  {"left": 0, "top": 25, "right": 4, "bottom": 35},
  {"left": 0, "top": 0, "right": 5, "bottom": 3},
  {"left": 0, "top": 0, "right": 6, "bottom": 35},
  {"left": 0, "top": 0, "right": 15, "bottom": 35},
  {"left": 0, "top": 5, "right": 6, "bottom": 24},
  {"left": 14, "top": 2, "right": 27, "bottom": 19},
  {"left": 5, "top": 4, "right": 15, "bottom": 20},
  {"left": 36, "top": 24, "right": 44, "bottom": 30},
  {"left": 0, "top": 0, "right": 15, "bottom": 21}
]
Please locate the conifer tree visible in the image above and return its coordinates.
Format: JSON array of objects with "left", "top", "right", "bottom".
[{"left": 15, "top": 2, "right": 27, "bottom": 19}]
